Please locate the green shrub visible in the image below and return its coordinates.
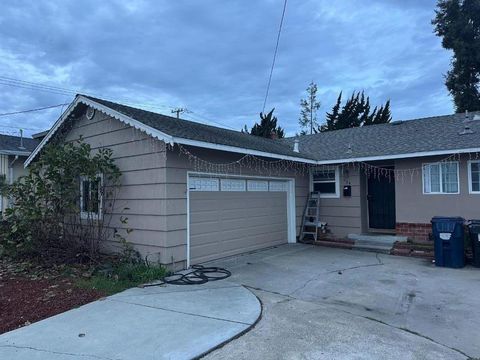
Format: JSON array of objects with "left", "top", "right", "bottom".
[
  {"left": 1, "top": 140, "right": 123, "bottom": 262},
  {"left": 76, "top": 262, "right": 167, "bottom": 295}
]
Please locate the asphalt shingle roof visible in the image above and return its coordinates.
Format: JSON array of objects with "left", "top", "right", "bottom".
[
  {"left": 283, "top": 112, "right": 480, "bottom": 161},
  {"left": 0, "top": 134, "right": 39, "bottom": 154},
  {"left": 84, "top": 95, "right": 480, "bottom": 163},
  {"left": 84, "top": 95, "right": 315, "bottom": 160}
]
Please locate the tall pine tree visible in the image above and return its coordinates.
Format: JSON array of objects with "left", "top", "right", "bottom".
[
  {"left": 432, "top": 0, "right": 480, "bottom": 112},
  {"left": 321, "top": 91, "right": 391, "bottom": 131},
  {"left": 243, "top": 108, "right": 285, "bottom": 138}
]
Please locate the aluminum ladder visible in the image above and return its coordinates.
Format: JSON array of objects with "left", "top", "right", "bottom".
[{"left": 300, "top": 192, "right": 321, "bottom": 242}]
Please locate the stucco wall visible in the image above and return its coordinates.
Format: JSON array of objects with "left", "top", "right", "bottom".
[
  {"left": 318, "top": 165, "right": 363, "bottom": 238},
  {"left": 395, "top": 155, "right": 480, "bottom": 223}
]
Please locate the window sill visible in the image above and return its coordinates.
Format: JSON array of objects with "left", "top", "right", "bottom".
[
  {"left": 80, "top": 212, "right": 102, "bottom": 220},
  {"left": 315, "top": 193, "right": 340, "bottom": 199}
]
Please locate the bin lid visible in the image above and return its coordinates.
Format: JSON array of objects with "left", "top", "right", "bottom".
[
  {"left": 469, "top": 219, "right": 480, "bottom": 224},
  {"left": 431, "top": 216, "right": 465, "bottom": 223}
]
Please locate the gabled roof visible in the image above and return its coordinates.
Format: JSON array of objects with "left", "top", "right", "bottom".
[
  {"left": 0, "top": 134, "right": 39, "bottom": 156},
  {"left": 25, "top": 93, "right": 480, "bottom": 168},
  {"left": 25, "top": 95, "right": 317, "bottom": 167},
  {"left": 282, "top": 111, "right": 480, "bottom": 163}
]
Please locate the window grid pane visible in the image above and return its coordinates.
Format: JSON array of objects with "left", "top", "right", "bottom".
[
  {"left": 430, "top": 164, "right": 441, "bottom": 193},
  {"left": 441, "top": 163, "right": 458, "bottom": 193},
  {"left": 471, "top": 162, "right": 480, "bottom": 192}
]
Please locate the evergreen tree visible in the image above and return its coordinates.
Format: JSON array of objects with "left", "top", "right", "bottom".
[
  {"left": 321, "top": 91, "right": 391, "bottom": 131},
  {"left": 244, "top": 108, "right": 285, "bottom": 138},
  {"left": 432, "top": 0, "right": 480, "bottom": 112},
  {"left": 322, "top": 91, "right": 342, "bottom": 131},
  {"left": 298, "top": 82, "right": 321, "bottom": 134}
]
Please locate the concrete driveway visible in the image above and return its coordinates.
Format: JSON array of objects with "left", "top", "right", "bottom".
[
  {"left": 205, "top": 244, "right": 480, "bottom": 360},
  {"left": 0, "top": 281, "right": 260, "bottom": 360}
]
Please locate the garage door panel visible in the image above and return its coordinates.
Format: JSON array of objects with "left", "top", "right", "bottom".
[
  {"left": 190, "top": 210, "right": 220, "bottom": 224},
  {"left": 190, "top": 182, "right": 288, "bottom": 264}
]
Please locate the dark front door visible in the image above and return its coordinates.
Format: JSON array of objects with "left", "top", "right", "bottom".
[{"left": 367, "top": 168, "right": 396, "bottom": 229}]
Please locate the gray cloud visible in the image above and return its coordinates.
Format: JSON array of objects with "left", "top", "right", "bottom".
[{"left": 0, "top": 0, "right": 453, "bottom": 137}]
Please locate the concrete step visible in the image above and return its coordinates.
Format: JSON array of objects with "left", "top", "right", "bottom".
[
  {"left": 315, "top": 240, "right": 353, "bottom": 250},
  {"left": 351, "top": 243, "right": 393, "bottom": 254}
]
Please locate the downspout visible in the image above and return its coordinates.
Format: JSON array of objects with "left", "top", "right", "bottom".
[{"left": 6, "top": 155, "right": 19, "bottom": 210}]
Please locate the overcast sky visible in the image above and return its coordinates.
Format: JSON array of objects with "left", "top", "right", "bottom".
[{"left": 0, "top": 0, "right": 453, "bottom": 137}]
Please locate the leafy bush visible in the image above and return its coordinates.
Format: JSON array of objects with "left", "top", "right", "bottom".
[{"left": 1, "top": 140, "right": 123, "bottom": 262}]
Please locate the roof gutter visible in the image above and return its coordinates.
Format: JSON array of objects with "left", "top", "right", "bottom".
[
  {"left": 171, "top": 137, "right": 318, "bottom": 164},
  {"left": 315, "top": 147, "right": 480, "bottom": 165}
]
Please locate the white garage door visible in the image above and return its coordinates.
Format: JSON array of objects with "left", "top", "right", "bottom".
[{"left": 188, "top": 176, "right": 292, "bottom": 265}]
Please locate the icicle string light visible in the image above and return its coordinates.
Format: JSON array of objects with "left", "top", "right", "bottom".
[{"left": 177, "top": 144, "right": 480, "bottom": 183}]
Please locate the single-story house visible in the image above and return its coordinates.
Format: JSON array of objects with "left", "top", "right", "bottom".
[
  {"left": 0, "top": 133, "right": 39, "bottom": 213},
  {"left": 24, "top": 94, "right": 480, "bottom": 268}
]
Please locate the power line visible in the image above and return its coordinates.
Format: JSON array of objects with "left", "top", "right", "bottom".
[
  {"left": 188, "top": 111, "right": 237, "bottom": 130},
  {"left": 0, "top": 75, "right": 238, "bottom": 131},
  {"left": 0, "top": 76, "right": 174, "bottom": 111},
  {"left": 262, "top": 0, "right": 288, "bottom": 113},
  {"left": 0, "top": 103, "right": 68, "bottom": 117}
]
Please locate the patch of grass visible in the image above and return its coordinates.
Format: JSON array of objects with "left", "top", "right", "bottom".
[{"left": 75, "top": 262, "right": 167, "bottom": 296}]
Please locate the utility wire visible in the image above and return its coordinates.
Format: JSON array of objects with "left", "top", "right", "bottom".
[
  {"left": 0, "top": 76, "right": 173, "bottom": 111},
  {"left": 262, "top": 0, "right": 288, "bottom": 113},
  {"left": 0, "top": 103, "right": 68, "bottom": 117},
  {"left": 0, "top": 75, "right": 237, "bottom": 131}
]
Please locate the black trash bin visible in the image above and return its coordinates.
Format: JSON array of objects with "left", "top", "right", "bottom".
[
  {"left": 468, "top": 220, "right": 480, "bottom": 268},
  {"left": 431, "top": 217, "right": 465, "bottom": 268}
]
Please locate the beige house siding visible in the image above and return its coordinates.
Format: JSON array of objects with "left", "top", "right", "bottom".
[
  {"left": 60, "top": 110, "right": 311, "bottom": 268},
  {"left": 318, "top": 166, "right": 364, "bottom": 238},
  {"left": 165, "top": 146, "right": 310, "bottom": 267},
  {"left": 395, "top": 155, "right": 480, "bottom": 223},
  {"left": 63, "top": 111, "right": 170, "bottom": 263}
]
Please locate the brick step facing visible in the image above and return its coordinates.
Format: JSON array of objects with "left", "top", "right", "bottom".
[{"left": 313, "top": 233, "right": 434, "bottom": 259}]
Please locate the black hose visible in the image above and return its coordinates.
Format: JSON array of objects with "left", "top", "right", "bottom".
[{"left": 141, "top": 264, "right": 231, "bottom": 287}]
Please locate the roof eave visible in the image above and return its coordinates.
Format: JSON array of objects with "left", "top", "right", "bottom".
[
  {"left": 315, "top": 147, "right": 480, "bottom": 165},
  {"left": 24, "top": 95, "right": 316, "bottom": 167}
]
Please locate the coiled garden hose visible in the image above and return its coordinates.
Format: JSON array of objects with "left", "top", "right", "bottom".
[{"left": 141, "top": 264, "right": 231, "bottom": 287}]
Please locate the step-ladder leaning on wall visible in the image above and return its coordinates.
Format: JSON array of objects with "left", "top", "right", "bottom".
[{"left": 300, "top": 191, "right": 325, "bottom": 242}]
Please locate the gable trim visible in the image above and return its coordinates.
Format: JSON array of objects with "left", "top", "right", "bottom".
[{"left": 24, "top": 95, "right": 176, "bottom": 167}]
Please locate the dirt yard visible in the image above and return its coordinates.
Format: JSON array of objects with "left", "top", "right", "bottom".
[{"left": 0, "top": 259, "right": 104, "bottom": 334}]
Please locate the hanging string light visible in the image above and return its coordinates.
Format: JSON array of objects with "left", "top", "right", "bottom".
[{"left": 175, "top": 143, "right": 479, "bottom": 184}]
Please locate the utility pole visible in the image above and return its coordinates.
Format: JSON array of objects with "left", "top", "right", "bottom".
[{"left": 171, "top": 108, "right": 189, "bottom": 119}]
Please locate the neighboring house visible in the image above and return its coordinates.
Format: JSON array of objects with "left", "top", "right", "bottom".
[
  {"left": 0, "top": 133, "right": 39, "bottom": 213},
  {"left": 24, "top": 94, "right": 480, "bottom": 268}
]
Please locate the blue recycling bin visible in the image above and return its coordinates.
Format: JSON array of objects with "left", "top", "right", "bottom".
[{"left": 431, "top": 217, "right": 465, "bottom": 268}]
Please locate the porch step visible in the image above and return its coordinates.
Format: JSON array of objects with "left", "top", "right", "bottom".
[
  {"left": 391, "top": 240, "right": 434, "bottom": 260},
  {"left": 351, "top": 243, "right": 392, "bottom": 254},
  {"left": 315, "top": 240, "right": 353, "bottom": 250},
  {"left": 347, "top": 233, "right": 404, "bottom": 254}
]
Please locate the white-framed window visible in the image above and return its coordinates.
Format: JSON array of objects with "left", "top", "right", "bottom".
[
  {"left": 189, "top": 177, "right": 219, "bottom": 191},
  {"left": 247, "top": 180, "right": 269, "bottom": 191},
  {"left": 269, "top": 181, "right": 288, "bottom": 192},
  {"left": 80, "top": 174, "right": 103, "bottom": 219},
  {"left": 422, "top": 162, "right": 459, "bottom": 194},
  {"left": 468, "top": 161, "right": 480, "bottom": 194},
  {"left": 311, "top": 166, "right": 340, "bottom": 198},
  {"left": 221, "top": 179, "right": 246, "bottom": 191}
]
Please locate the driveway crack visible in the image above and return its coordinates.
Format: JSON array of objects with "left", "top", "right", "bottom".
[
  {"left": 289, "top": 253, "right": 384, "bottom": 296},
  {"left": 0, "top": 344, "right": 122, "bottom": 360},
  {"left": 246, "top": 284, "right": 472, "bottom": 359},
  {"left": 108, "top": 298, "right": 252, "bottom": 326}
]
